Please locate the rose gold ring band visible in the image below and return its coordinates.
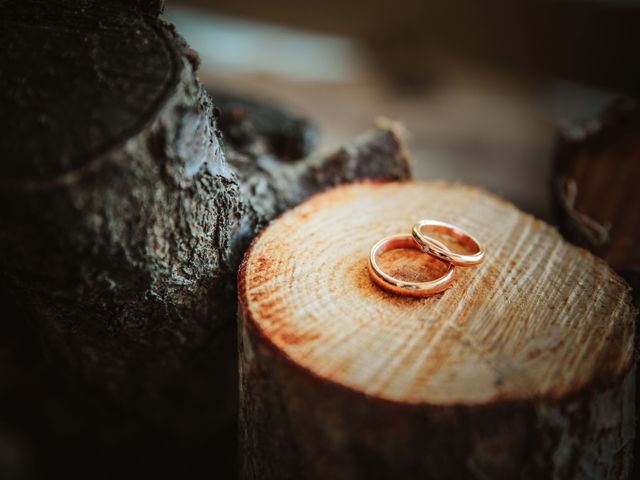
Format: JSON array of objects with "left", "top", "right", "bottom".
[
  {"left": 411, "top": 220, "right": 484, "bottom": 267},
  {"left": 368, "top": 234, "right": 456, "bottom": 297}
]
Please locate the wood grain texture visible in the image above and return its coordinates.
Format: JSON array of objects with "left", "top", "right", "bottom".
[
  {"left": 239, "top": 181, "right": 637, "bottom": 479},
  {"left": 0, "top": 0, "right": 178, "bottom": 182}
]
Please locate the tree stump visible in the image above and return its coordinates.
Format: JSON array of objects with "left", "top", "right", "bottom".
[
  {"left": 0, "top": 0, "right": 411, "bottom": 476},
  {"left": 239, "top": 181, "right": 637, "bottom": 479}
]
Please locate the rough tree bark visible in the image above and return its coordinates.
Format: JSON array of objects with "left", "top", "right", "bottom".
[
  {"left": 0, "top": 0, "right": 411, "bottom": 477},
  {"left": 239, "top": 181, "right": 636, "bottom": 480}
]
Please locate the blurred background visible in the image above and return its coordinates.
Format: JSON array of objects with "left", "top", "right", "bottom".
[{"left": 163, "top": 0, "right": 637, "bottom": 220}]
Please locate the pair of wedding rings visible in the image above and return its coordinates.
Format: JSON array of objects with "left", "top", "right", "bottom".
[{"left": 368, "top": 220, "right": 484, "bottom": 297}]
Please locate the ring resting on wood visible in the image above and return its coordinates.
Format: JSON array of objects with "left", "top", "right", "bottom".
[
  {"left": 411, "top": 219, "right": 485, "bottom": 267},
  {"left": 239, "top": 181, "right": 636, "bottom": 480},
  {"left": 369, "top": 234, "right": 456, "bottom": 297}
]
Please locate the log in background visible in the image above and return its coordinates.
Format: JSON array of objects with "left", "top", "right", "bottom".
[
  {"left": 552, "top": 99, "right": 640, "bottom": 480},
  {"left": 0, "top": 1, "right": 410, "bottom": 478}
]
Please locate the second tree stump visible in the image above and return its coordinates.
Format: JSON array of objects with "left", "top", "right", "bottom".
[{"left": 239, "top": 181, "right": 636, "bottom": 479}]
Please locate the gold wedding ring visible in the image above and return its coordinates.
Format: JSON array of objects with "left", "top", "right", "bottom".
[
  {"left": 411, "top": 220, "right": 484, "bottom": 267},
  {"left": 368, "top": 234, "right": 455, "bottom": 297},
  {"left": 368, "top": 220, "right": 484, "bottom": 297}
]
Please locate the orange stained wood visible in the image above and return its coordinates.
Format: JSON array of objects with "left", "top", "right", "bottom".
[{"left": 239, "top": 181, "right": 636, "bottom": 406}]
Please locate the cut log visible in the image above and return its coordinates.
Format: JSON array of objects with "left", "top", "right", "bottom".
[
  {"left": 552, "top": 97, "right": 640, "bottom": 480},
  {"left": 553, "top": 98, "right": 640, "bottom": 302},
  {"left": 0, "top": 0, "right": 235, "bottom": 437},
  {"left": 0, "top": 0, "right": 411, "bottom": 477},
  {"left": 239, "top": 181, "right": 636, "bottom": 479}
]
